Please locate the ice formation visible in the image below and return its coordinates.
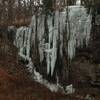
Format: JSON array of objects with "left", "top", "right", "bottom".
[
  {"left": 14, "top": 26, "right": 33, "bottom": 72},
  {"left": 30, "top": 11, "right": 66, "bottom": 76},
  {"left": 67, "top": 0, "right": 92, "bottom": 59},
  {"left": 13, "top": 0, "right": 92, "bottom": 93},
  {"left": 14, "top": 0, "right": 92, "bottom": 83}
]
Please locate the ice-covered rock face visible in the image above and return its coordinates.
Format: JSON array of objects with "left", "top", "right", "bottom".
[
  {"left": 14, "top": 0, "right": 92, "bottom": 77},
  {"left": 67, "top": 2, "right": 92, "bottom": 59}
]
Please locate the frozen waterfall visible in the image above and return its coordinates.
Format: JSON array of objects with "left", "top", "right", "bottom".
[{"left": 14, "top": 0, "right": 92, "bottom": 77}]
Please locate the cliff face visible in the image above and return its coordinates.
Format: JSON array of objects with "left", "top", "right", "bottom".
[{"left": 0, "top": 6, "right": 100, "bottom": 100}]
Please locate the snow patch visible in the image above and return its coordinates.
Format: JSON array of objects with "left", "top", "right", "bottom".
[{"left": 65, "top": 84, "right": 75, "bottom": 94}]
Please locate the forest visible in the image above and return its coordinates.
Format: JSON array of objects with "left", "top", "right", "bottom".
[{"left": 0, "top": 0, "right": 100, "bottom": 100}]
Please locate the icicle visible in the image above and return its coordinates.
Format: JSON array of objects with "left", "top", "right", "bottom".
[
  {"left": 46, "top": 16, "right": 53, "bottom": 75},
  {"left": 37, "top": 15, "right": 45, "bottom": 41},
  {"left": 50, "top": 11, "right": 59, "bottom": 76},
  {"left": 60, "top": 34, "right": 63, "bottom": 57},
  {"left": 51, "top": 33, "right": 57, "bottom": 76},
  {"left": 30, "top": 15, "right": 36, "bottom": 46},
  {"left": 31, "top": 14, "right": 45, "bottom": 63},
  {"left": 37, "top": 15, "right": 45, "bottom": 62}
]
